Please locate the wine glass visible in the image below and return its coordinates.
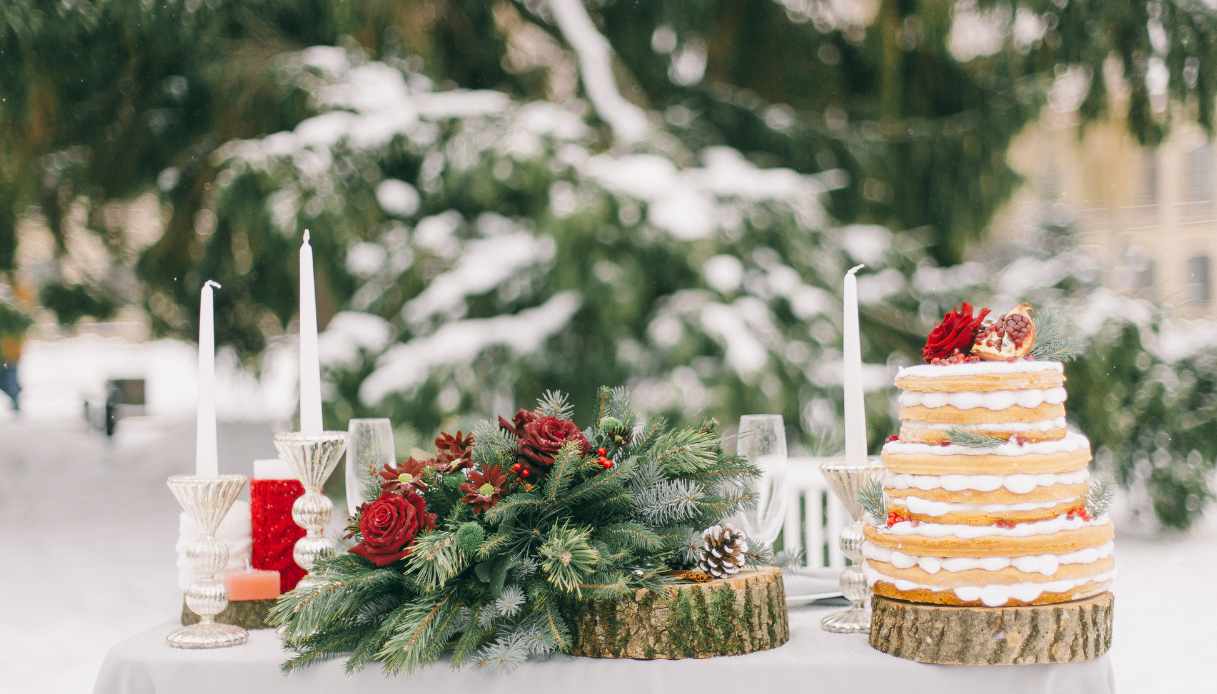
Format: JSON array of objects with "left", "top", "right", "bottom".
[
  {"left": 731, "top": 414, "right": 789, "bottom": 549},
  {"left": 345, "top": 418, "right": 395, "bottom": 516}
]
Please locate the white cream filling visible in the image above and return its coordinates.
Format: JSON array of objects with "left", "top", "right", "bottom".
[
  {"left": 864, "top": 565, "right": 1113, "bottom": 607},
  {"left": 898, "top": 495, "right": 1070, "bottom": 516},
  {"left": 897, "top": 360, "right": 1064, "bottom": 379},
  {"left": 873, "top": 513, "right": 1108, "bottom": 538},
  {"left": 898, "top": 387, "right": 1067, "bottom": 411},
  {"left": 883, "top": 431, "right": 1089, "bottom": 457},
  {"left": 913, "top": 417, "right": 1067, "bottom": 432},
  {"left": 862, "top": 542, "right": 1114, "bottom": 576},
  {"left": 885, "top": 469, "right": 1089, "bottom": 494}
]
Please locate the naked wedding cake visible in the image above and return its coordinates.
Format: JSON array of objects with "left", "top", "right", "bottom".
[{"left": 862, "top": 303, "right": 1114, "bottom": 608}]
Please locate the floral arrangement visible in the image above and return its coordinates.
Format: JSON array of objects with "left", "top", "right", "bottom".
[
  {"left": 921, "top": 302, "right": 1076, "bottom": 364},
  {"left": 270, "top": 387, "right": 759, "bottom": 673}
]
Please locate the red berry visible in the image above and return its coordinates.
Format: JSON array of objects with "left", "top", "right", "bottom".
[
  {"left": 995, "top": 519, "right": 1015, "bottom": 529},
  {"left": 602, "top": 460, "right": 614, "bottom": 469},
  {"left": 511, "top": 463, "right": 522, "bottom": 473},
  {"left": 597, "top": 448, "right": 607, "bottom": 456},
  {"left": 886, "top": 434, "right": 899, "bottom": 442},
  {"left": 521, "top": 468, "right": 530, "bottom": 478}
]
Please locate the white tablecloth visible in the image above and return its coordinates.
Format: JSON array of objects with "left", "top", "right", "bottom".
[{"left": 93, "top": 607, "right": 1114, "bottom": 694}]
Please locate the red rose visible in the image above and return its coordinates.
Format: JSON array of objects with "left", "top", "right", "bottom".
[
  {"left": 922, "top": 302, "right": 990, "bottom": 362},
  {"left": 520, "top": 416, "right": 589, "bottom": 466},
  {"left": 349, "top": 491, "right": 436, "bottom": 567}
]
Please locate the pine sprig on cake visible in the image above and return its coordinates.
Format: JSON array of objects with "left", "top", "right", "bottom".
[
  {"left": 1086, "top": 478, "right": 1114, "bottom": 518},
  {"left": 270, "top": 386, "right": 760, "bottom": 674},
  {"left": 857, "top": 477, "right": 887, "bottom": 525},
  {"left": 1028, "top": 310, "right": 1081, "bottom": 362},
  {"left": 945, "top": 428, "right": 1008, "bottom": 448}
]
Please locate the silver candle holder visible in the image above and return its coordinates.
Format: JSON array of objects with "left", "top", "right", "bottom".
[
  {"left": 819, "top": 459, "right": 885, "bottom": 634},
  {"left": 166, "top": 474, "right": 249, "bottom": 649},
  {"left": 273, "top": 431, "right": 348, "bottom": 590}
]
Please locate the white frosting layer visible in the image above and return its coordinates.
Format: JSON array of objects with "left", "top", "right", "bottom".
[
  {"left": 899, "top": 387, "right": 1067, "bottom": 410},
  {"left": 897, "top": 360, "right": 1064, "bottom": 379},
  {"left": 886, "top": 469, "right": 1089, "bottom": 494},
  {"left": 899, "top": 495, "right": 1070, "bottom": 516},
  {"left": 862, "top": 542, "right": 1114, "bottom": 576},
  {"left": 874, "top": 513, "right": 1109, "bottom": 539},
  {"left": 864, "top": 565, "right": 1113, "bottom": 607},
  {"left": 916, "top": 418, "right": 1067, "bottom": 432},
  {"left": 883, "top": 431, "right": 1089, "bottom": 457}
]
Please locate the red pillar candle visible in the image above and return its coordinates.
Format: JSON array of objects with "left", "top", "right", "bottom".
[{"left": 251, "top": 458, "right": 306, "bottom": 592}]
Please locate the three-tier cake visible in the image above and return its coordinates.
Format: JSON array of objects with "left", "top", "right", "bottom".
[{"left": 862, "top": 303, "right": 1114, "bottom": 608}]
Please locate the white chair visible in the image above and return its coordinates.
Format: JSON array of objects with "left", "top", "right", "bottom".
[{"left": 781, "top": 457, "right": 850, "bottom": 570}]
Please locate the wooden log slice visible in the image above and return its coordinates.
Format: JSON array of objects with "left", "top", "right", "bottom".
[
  {"left": 181, "top": 597, "right": 275, "bottom": 630},
  {"left": 869, "top": 592, "right": 1113, "bottom": 665},
  {"left": 569, "top": 566, "right": 789, "bottom": 659}
]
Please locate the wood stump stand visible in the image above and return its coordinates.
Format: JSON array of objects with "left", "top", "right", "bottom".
[
  {"left": 570, "top": 566, "right": 789, "bottom": 659},
  {"left": 869, "top": 592, "right": 1113, "bottom": 665}
]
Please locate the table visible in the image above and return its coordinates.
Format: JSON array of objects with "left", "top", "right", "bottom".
[{"left": 94, "top": 607, "right": 1114, "bottom": 694}]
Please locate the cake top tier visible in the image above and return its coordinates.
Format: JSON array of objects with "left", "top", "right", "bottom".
[{"left": 897, "top": 359, "right": 1063, "bottom": 379}]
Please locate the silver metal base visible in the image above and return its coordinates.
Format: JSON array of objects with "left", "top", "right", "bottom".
[
  {"left": 166, "top": 621, "right": 249, "bottom": 649},
  {"left": 820, "top": 606, "right": 872, "bottom": 634}
]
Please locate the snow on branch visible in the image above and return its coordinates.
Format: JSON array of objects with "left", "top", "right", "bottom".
[
  {"left": 547, "top": 0, "right": 648, "bottom": 144},
  {"left": 359, "top": 292, "right": 582, "bottom": 404}
]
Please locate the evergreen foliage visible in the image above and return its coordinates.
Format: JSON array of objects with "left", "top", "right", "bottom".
[
  {"left": 270, "top": 387, "right": 758, "bottom": 672},
  {"left": 857, "top": 478, "right": 887, "bottom": 525},
  {"left": 945, "top": 429, "right": 1010, "bottom": 448}
]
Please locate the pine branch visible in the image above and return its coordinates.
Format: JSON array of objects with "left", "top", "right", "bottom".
[
  {"left": 857, "top": 477, "right": 887, "bottom": 525},
  {"left": 402, "top": 530, "right": 467, "bottom": 593},
  {"left": 270, "top": 556, "right": 401, "bottom": 642},
  {"left": 543, "top": 440, "right": 587, "bottom": 503},
  {"left": 595, "top": 521, "right": 663, "bottom": 552},
  {"left": 1086, "top": 477, "right": 1114, "bottom": 518},
  {"left": 484, "top": 493, "right": 547, "bottom": 525},
  {"left": 536, "top": 389, "right": 574, "bottom": 419},
  {"left": 1028, "top": 310, "right": 1082, "bottom": 362},
  {"left": 632, "top": 477, "right": 705, "bottom": 525},
  {"left": 477, "top": 531, "right": 513, "bottom": 559},
  {"left": 946, "top": 428, "right": 1007, "bottom": 448},
  {"left": 376, "top": 591, "right": 463, "bottom": 674},
  {"left": 539, "top": 523, "right": 599, "bottom": 595},
  {"left": 472, "top": 420, "right": 517, "bottom": 468},
  {"left": 648, "top": 429, "right": 720, "bottom": 477}
]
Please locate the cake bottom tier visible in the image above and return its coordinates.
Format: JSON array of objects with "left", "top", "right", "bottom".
[{"left": 870, "top": 576, "right": 1111, "bottom": 607}]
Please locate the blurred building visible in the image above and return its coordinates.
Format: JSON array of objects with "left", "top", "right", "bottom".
[{"left": 998, "top": 111, "right": 1217, "bottom": 319}]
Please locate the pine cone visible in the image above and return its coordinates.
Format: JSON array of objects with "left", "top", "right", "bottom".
[{"left": 697, "top": 524, "right": 748, "bottom": 579}]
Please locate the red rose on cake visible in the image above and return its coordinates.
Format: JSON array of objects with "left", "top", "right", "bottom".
[
  {"left": 350, "top": 491, "right": 436, "bottom": 567},
  {"left": 922, "top": 302, "right": 990, "bottom": 362}
]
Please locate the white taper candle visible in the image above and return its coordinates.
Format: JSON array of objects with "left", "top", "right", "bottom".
[
  {"left": 299, "top": 230, "right": 323, "bottom": 433},
  {"left": 843, "top": 264, "right": 868, "bottom": 466},
  {"left": 196, "top": 280, "right": 221, "bottom": 477}
]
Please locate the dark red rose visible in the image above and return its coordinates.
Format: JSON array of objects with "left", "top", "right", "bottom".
[
  {"left": 349, "top": 491, "right": 436, "bottom": 567},
  {"left": 520, "top": 416, "right": 589, "bottom": 466},
  {"left": 922, "top": 302, "right": 991, "bottom": 363}
]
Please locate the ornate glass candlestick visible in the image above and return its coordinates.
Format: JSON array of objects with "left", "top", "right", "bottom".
[
  {"left": 272, "top": 431, "right": 348, "bottom": 589},
  {"left": 166, "top": 474, "right": 249, "bottom": 648},
  {"left": 819, "top": 459, "right": 885, "bottom": 634}
]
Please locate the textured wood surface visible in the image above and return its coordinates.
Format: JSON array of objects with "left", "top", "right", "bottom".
[
  {"left": 181, "top": 598, "right": 274, "bottom": 630},
  {"left": 869, "top": 592, "right": 1113, "bottom": 665},
  {"left": 570, "top": 566, "right": 789, "bottom": 659}
]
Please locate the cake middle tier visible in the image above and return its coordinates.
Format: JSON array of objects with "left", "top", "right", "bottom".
[
  {"left": 894, "top": 360, "right": 1069, "bottom": 444},
  {"left": 881, "top": 432, "right": 1090, "bottom": 476}
]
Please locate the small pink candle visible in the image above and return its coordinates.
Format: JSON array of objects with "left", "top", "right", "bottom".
[{"left": 225, "top": 568, "right": 281, "bottom": 601}]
